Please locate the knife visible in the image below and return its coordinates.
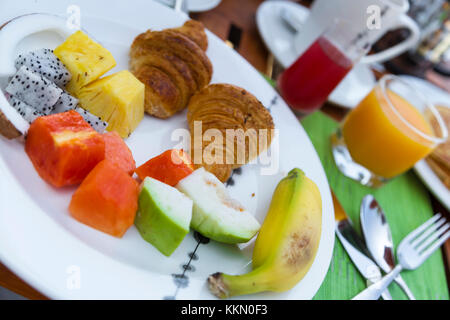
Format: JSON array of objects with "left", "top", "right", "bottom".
[{"left": 333, "top": 191, "right": 393, "bottom": 300}]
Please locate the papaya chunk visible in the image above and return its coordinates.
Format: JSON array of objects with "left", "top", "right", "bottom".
[
  {"left": 25, "top": 110, "right": 105, "bottom": 187},
  {"left": 69, "top": 160, "right": 139, "bottom": 237},
  {"left": 135, "top": 149, "right": 194, "bottom": 186},
  {"left": 103, "top": 131, "right": 136, "bottom": 175}
]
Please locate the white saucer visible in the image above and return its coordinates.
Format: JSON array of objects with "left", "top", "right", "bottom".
[
  {"left": 256, "top": 1, "right": 376, "bottom": 109},
  {"left": 155, "top": 0, "right": 222, "bottom": 12}
]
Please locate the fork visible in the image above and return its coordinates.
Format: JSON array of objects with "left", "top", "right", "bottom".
[{"left": 353, "top": 213, "right": 450, "bottom": 300}]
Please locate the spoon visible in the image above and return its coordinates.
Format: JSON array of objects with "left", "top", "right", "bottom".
[{"left": 360, "top": 195, "right": 416, "bottom": 300}]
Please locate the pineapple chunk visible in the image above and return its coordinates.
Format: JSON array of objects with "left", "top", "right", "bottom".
[
  {"left": 54, "top": 31, "right": 116, "bottom": 94},
  {"left": 77, "top": 70, "right": 145, "bottom": 138}
]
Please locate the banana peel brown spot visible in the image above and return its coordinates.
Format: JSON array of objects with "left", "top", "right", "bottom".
[{"left": 283, "top": 231, "right": 312, "bottom": 269}]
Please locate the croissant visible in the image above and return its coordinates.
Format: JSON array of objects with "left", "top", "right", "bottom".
[
  {"left": 187, "top": 84, "right": 275, "bottom": 182},
  {"left": 168, "top": 19, "right": 208, "bottom": 51},
  {"left": 129, "top": 20, "right": 212, "bottom": 119}
]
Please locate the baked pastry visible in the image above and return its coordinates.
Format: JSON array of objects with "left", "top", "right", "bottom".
[
  {"left": 168, "top": 19, "right": 208, "bottom": 51},
  {"left": 187, "top": 83, "right": 275, "bottom": 182},
  {"left": 427, "top": 106, "right": 450, "bottom": 188},
  {"left": 129, "top": 20, "right": 212, "bottom": 119}
]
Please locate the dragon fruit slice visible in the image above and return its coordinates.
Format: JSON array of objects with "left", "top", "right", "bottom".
[
  {"left": 52, "top": 91, "right": 78, "bottom": 114},
  {"left": 5, "top": 66, "right": 62, "bottom": 115},
  {"left": 15, "top": 49, "right": 72, "bottom": 88},
  {"left": 75, "top": 107, "right": 108, "bottom": 133},
  {"left": 8, "top": 96, "right": 43, "bottom": 124}
]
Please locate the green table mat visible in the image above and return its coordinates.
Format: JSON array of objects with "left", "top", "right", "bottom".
[{"left": 300, "top": 111, "right": 449, "bottom": 300}]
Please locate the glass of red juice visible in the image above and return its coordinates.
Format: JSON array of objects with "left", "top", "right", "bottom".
[{"left": 278, "top": 20, "right": 371, "bottom": 114}]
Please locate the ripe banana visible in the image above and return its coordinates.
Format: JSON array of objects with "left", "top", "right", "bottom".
[{"left": 207, "top": 168, "right": 322, "bottom": 298}]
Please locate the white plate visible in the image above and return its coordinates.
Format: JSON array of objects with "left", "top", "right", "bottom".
[
  {"left": 0, "top": 0, "right": 334, "bottom": 299},
  {"left": 256, "top": 1, "right": 375, "bottom": 109},
  {"left": 154, "top": 0, "right": 222, "bottom": 12},
  {"left": 397, "top": 76, "right": 450, "bottom": 211}
]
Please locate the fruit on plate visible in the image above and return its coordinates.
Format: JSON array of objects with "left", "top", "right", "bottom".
[
  {"left": 77, "top": 70, "right": 145, "bottom": 138},
  {"left": 7, "top": 96, "right": 43, "bottom": 124},
  {"left": 52, "top": 91, "right": 79, "bottom": 114},
  {"left": 69, "top": 160, "right": 139, "bottom": 238},
  {"left": 135, "top": 177, "right": 193, "bottom": 256},
  {"left": 135, "top": 149, "right": 193, "bottom": 186},
  {"left": 53, "top": 30, "right": 116, "bottom": 94},
  {"left": 15, "top": 48, "right": 71, "bottom": 88},
  {"left": 176, "top": 167, "right": 260, "bottom": 244},
  {"left": 74, "top": 107, "right": 108, "bottom": 133},
  {"left": 103, "top": 131, "right": 136, "bottom": 175},
  {"left": 25, "top": 110, "right": 105, "bottom": 187},
  {"left": 207, "top": 169, "right": 322, "bottom": 298},
  {"left": 0, "top": 46, "right": 77, "bottom": 139},
  {"left": 6, "top": 66, "right": 63, "bottom": 115}
]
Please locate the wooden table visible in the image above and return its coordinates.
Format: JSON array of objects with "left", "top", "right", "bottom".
[{"left": 0, "top": 0, "right": 448, "bottom": 299}]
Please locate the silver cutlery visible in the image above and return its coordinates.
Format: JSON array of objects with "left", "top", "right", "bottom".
[
  {"left": 333, "top": 192, "right": 393, "bottom": 300},
  {"left": 360, "top": 195, "right": 416, "bottom": 299},
  {"left": 353, "top": 213, "right": 450, "bottom": 300}
]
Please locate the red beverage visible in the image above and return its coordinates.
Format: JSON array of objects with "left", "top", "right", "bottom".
[{"left": 278, "top": 37, "right": 353, "bottom": 113}]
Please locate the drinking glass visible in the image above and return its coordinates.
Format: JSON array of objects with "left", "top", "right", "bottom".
[
  {"left": 278, "top": 19, "right": 370, "bottom": 114},
  {"left": 331, "top": 74, "right": 448, "bottom": 187}
]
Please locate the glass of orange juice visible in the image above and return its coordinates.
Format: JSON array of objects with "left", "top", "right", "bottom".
[{"left": 331, "top": 75, "right": 448, "bottom": 187}]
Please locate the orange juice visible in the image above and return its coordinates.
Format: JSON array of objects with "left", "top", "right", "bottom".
[{"left": 342, "top": 87, "right": 436, "bottom": 178}]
